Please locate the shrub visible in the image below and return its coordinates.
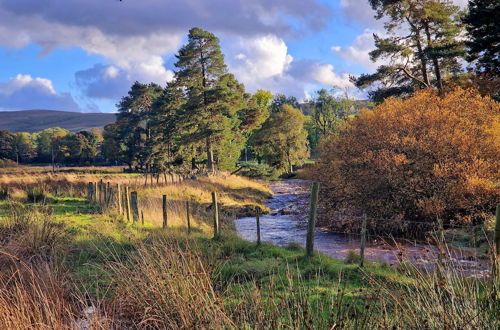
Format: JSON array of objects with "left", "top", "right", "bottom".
[
  {"left": 313, "top": 89, "right": 499, "bottom": 231},
  {"left": 0, "top": 185, "right": 9, "bottom": 200},
  {"left": 25, "top": 185, "right": 48, "bottom": 203},
  {"left": 344, "top": 250, "right": 361, "bottom": 264}
]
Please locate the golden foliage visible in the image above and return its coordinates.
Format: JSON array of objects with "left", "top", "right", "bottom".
[{"left": 313, "top": 88, "right": 500, "bottom": 227}]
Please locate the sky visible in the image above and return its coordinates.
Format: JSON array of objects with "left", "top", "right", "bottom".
[{"left": 0, "top": 0, "right": 468, "bottom": 113}]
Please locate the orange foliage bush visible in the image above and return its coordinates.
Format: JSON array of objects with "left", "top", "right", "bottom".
[{"left": 313, "top": 89, "right": 499, "bottom": 231}]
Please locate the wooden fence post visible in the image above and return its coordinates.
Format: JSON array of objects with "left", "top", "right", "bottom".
[
  {"left": 141, "top": 210, "right": 145, "bottom": 226},
  {"left": 162, "top": 195, "right": 168, "bottom": 229},
  {"left": 186, "top": 200, "right": 191, "bottom": 234},
  {"left": 99, "top": 179, "right": 104, "bottom": 205},
  {"left": 117, "top": 184, "right": 122, "bottom": 215},
  {"left": 130, "top": 191, "right": 139, "bottom": 223},
  {"left": 94, "top": 182, "right": 98, "bottom": 203},
  {"left": 256, "top": 207, "right": 261, "bottom": 246},
  {"left": 212, "top": 192, "right": 220, "bottom": 239},
  {"left": 106, "top": 182, "right": 111, "bottom": 206},
  {"left": 87, "top": 182, "right": 93, "bottom": 201},
  {"left": 360, "top": 214, "right": 367, "bottom": 267},
  {"left": 124, "top": 186, "right": 131, "bottom": 222},
  {"left": 306, "top": 182, "right": 320, "bottom": 257},
  {"left": 107, "top": 187, "right": 113, "bottom": 210}
]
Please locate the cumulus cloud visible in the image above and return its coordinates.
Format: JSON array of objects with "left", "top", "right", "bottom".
[
  {"left": 75, "top": 63, "right": 174, "bottom": 101},
  {"left": 0, "top": 74, "right": 81, "bottom": 110},
  {"left": 229, "top": 35, "right": 293, "bottom": 89},
  {"left": 0, "top": 0, "right": 334, "bottom": 104},
  {"left": 331, "top": 29, "right": 384, "bottom": 72},
  {"left": 227, "top": 34, "right": 352, "bottom": 99}
]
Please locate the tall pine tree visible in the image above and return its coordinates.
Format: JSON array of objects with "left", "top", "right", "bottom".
[
  {"left": 464, "top": 0, "right": 500, "bottom": 76},
  {"left": 354, "top": 0, "right": 465, "bottom": 101},
  {"left": 174, "top": 27, "right": 247, "bottom": 172}
]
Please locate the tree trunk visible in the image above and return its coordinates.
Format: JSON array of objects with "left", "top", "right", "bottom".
[
  {"left": 206, "top": 136, "right": 214, "bottom": 173},
  {"left": 415, "top": 30, "right": 430, "bottom": 87},
  {"left": 424, "top": 24, "right": 443, "bottom": 95},
  {"left": 407, "top": 17, "right": 430, "bottom": 88}
]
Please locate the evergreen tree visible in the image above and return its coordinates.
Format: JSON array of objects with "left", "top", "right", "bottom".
[
  {"left": 174, "top": 27, "right": 247, "bottom": 172},
  {"left": 150, "top": 81, "right": 190, "bottom": 171},
  {"left": 464, "top": 0, "right": 500, "bottom": 76},
  {"left": 114, "top": 82, "right": 163, "bottom": 169},
  {"left": 0, "top": 130, "right": 15, "bottom": 161},
  {"left": 355, "top": 0, "right": 465, "bottom": 101}
]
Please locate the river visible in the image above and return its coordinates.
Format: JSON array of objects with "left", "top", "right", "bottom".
[{"left": 235, "top": 180, "right": 488, "bottom": 275}]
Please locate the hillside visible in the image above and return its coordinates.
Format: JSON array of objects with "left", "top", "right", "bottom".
[{"left": 0, "top": 109, "right": 116, "bottom": 132}]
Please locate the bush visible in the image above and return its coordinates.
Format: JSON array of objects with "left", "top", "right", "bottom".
[
  {"left": 237, "top": 161, "right": 280, "bottom": 180},
  {"left": 0, "top": 185, "right": 9, "bottom": 200},
  {"left": 344, "top": 250, "right": 361, "bottom": 264},
  {"left": 25, "top": 185, "right": 48, "bottom": 203},
  {"left": 313, "top": 89, "right": 499, "bottom": 231},
  {"left": 0, "top": 159, "right": 16, "bottom": 168}
]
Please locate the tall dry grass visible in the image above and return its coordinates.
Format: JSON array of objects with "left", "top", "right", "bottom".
[
  {"left": 0, "top": 203, "right": 111, "bottom": 329},
  {"left": 107, "top": 236, "right": 234, "bottom": 329}
]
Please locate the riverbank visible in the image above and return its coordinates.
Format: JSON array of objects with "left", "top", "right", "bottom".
[
  {"left": 0, "top": 170, "right": 497, "bottom": 328},
  {"left": 235, "top": 180, "right": 490, "bottom": 276}
]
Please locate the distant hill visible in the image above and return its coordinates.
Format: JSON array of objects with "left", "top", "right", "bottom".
[{"left": 0, "top": 110, "right": 116, "bottom": 133}]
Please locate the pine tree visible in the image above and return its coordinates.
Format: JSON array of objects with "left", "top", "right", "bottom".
[
  {"left": 114, "top": 82, "right": 163, "bottom": 170},
  {"left": 464, "top": 0, "right": 500, "bottom": 76},
  {"left": 355, "top": 0, "right": 465, "bottom": 101},
  {"left": 174, "top": 27, "right": 247, "bottom": 172}
]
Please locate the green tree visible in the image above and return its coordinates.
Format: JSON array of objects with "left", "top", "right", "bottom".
[
  {"left": 239, "top": 89, "right": 272, "bottom": 133},
  {"left": 269, "top": 94, "right": 300, "bottom": 113},
  {"left": 355, "top": 0, "right": 465, "bottom": 101},
  {"left": 252, "top": 105, "right": 309, "bottom": 174},
  {"left": 464, "top": 0, "right": 500, "bottom": 76},
  {"left": 240, "top": 89, "right": 272, "bottom": 162},
  {"left": 114, "top": 82, "right": 163, "bottom": 170},
  {"left": 0, "top": 130, "right": 15, "bottom": 161},
  {"left": 12, "top": 132, "right": 36, "bottom": 164},
  {"left": 35, "top": 127, "right": 69, "bottom": 163},
  {"left": 310, "top": 89, "right": 352, "bottom": 135},
  {"left": 149, "top": 81, "right": 190, "bottom": 171},
  {"left": 174, "top": 27, "right": 247, "bottom": 172},
  {"left": 102, "top": 123, "right": 121, "bottom": 163}
]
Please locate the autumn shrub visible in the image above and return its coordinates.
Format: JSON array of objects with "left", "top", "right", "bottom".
[{"left": 313, "top": 89, "right": 499, "bottom": 232}]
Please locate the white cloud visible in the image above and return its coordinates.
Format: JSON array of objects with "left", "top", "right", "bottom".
[
  {"left": 0, "top": 74, "right": 80, "bottom": 110},
  {"left": 227, "top": 34, "right": 352, "bottom": 99},
  {"left": 229, "top": 35, "right": 293, "bottom": 88},
  {"left": 332, "top": 29, "right": 386, "bottom": 72},
  {"left": 310, "top": 63, "right": 352, "bottom": 88},
  {"left": 0, "top": 0, "right": 331, "bottom": 102}
]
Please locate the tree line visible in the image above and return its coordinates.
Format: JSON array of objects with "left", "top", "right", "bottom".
[
  {"left": 0, "top": 127, "right": 102, "bottom": 166},
  {"left": 101, "top": 28, "right": 353, "bottom": 176}
]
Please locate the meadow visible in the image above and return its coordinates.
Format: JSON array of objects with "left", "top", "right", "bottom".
[{"left": 0, "top": 166, "right": 498, "bottom": 329}]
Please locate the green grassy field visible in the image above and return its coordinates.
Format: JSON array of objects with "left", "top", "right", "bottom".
[{"left": 0, "top": 168, "right": 497, "bottom": 329}]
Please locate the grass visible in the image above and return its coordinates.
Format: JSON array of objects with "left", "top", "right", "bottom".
[{"left": 0, "top": 167, "right": 498, "bottom": 329}]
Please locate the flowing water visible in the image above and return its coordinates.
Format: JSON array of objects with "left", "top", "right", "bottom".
[{"left": 235, "top": 180, "right": 488, "bottom": 275}]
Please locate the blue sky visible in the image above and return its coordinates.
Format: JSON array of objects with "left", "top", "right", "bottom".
[{"left": 0, "top": 0, "right": 466, "bottom": 112}]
